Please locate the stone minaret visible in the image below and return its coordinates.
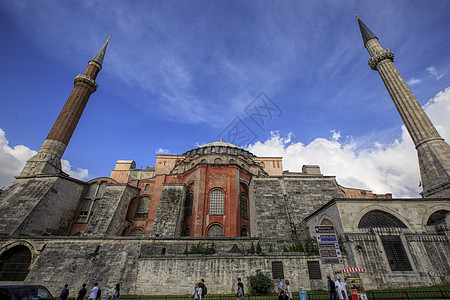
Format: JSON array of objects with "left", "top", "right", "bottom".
[
  {"left": 356, "top": 15, "right": 450, "bottom": 198},
  {"left": 20, "top": 37, "right": 110, "bottom": 177}
]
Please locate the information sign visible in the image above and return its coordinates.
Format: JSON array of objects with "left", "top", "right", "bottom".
[
  {"left": 319, "top": 249, "right": 342, "bottom": 258},
  {"left": 316, "top": 225, "right": 342, "bottom": 265},
  {"left": 321, "top": 258, "right": 343, "bottom": 264}
]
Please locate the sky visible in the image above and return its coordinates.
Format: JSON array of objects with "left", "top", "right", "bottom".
[{"left": 0, "top": 1, "right": 449, "bottom": 197}]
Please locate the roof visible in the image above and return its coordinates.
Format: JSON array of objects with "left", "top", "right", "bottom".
[
  {"left": 356, "top": 15, "right": 377, "bottom": 47},
  {"left": 199, "top": 141, "right": 242, "bottom": 149}
]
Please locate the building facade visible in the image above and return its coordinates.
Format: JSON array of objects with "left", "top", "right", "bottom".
[{"left": 0, "top": 17, "right": 449, "bottom": 295}]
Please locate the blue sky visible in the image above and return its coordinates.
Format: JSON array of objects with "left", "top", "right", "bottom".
[{"left": 0, "top": 1, "right": 449, "bottom": 197}]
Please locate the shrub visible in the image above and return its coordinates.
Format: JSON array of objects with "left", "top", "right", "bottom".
[{"left": 248, "top": 269, "right": 274, "bottom": 295}]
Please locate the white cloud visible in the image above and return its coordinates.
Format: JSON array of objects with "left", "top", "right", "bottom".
[
  {"left": 407, "top": 78, "right": 422, "bottom": 85},
  {"left": 426, "top": 66, "right": 445, "bottom": 80},
  {"left": 247, "top": 87, "right": 450, "bottom": 198},
  {"left": 0, "top": 129, "right": 89, "bottom": 188},
  {"left": 156, "top": 148, "right": 174, "bottom": 155}
]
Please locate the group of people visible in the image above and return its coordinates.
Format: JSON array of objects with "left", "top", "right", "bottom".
[
  {"left": 327, "top": 275, "right": 349, "bottom": 300},
  {"left": 58, "top": 283, "right": 121, "bottom": 300},
  {"left": 276, "top": 278, "right": 293, "bottom": 300},
  {"left": 191, "top": 279, "right": 207, "bottom": 300}
]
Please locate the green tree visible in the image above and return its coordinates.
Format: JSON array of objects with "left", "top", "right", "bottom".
[
  {"left": 248, "top": 269, "right": 274, "bottom": 295},
  {"left": 248, "top": 242, "right": 256, "bottom": 254},
  {"left": 256, "top": 241, "right": 262, "bottom": 254}
]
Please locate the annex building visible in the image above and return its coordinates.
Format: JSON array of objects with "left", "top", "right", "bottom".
[{"left": 0, "top": 17, "right": 449, "bottom": 295}]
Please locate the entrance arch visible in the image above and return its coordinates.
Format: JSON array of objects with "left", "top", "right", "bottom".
[{"left": 0, "top": 245, "right": 32, "bottom": 281}]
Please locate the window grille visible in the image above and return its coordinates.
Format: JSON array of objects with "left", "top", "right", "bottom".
[
  {"left": 0, "top": 245, "right": 31, "bottom": 281},
  {"left": 271, "top": 261, "right": 285, "bottom": 279},
  {"left": 184, "top": 193, "right": 193, "bottom": 220},
  {"left": 240, "top": 193, "right": 248, "bottom": 219},
  {"left": 427, "top": 210, "right": 449, "bottom": 226},
  {"left": 381, "top": 235, "right": 412, "bottom": 271},
  {"left": 307, "top": 261, "right": 322, "bottom": 279},
  {"left": 358, "top": 210, "right": 407, "bottom": 228},
  {"left": 209, "top": 189, "right": 224, "bottom": 215},
  {"left": 207, "top": 224, "right": 224, "bottom": 237}
]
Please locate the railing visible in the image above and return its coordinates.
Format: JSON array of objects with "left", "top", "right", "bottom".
[{"left": 118, "top": 289, "right": 450, "bottom": 300}]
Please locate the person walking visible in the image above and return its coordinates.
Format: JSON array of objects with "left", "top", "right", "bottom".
[
  {"left": 276, "top": 278, "right": 284, "bottom": 300},
  {"left": 59, "top": 284, "right": 69, "bottom": 300},
  {"left": 327, "top": 276, "right": 337, "bottom": 300},
  {"left": 191, "top": 282, "right": 202, "bottom": 300},
  {"left": 285, "top": 280, "right": 292, "bottom": 300},
  {"left": 76, "top": 284, "right": 87, "bottom": 300},
  {"left": 335, "top": 277, "right": 348, "bottom": 300},
  {"left": 236, "top": 278, "right": 244, "bottom": 300},
  {"left": 88, "top": 283, "right": 100, "bottom": 300},
  {"left": 199, "top": 279, "right": 207, "bottom": 299},
  {"left": 112, "top": 284, "right": 120, "bottom": 300}
]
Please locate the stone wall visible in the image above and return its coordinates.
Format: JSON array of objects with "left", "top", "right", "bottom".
[
  {"left": 0, "top": 176, "right": 85, "bottom": 236},
  {"left": 0, "top": 237, "right": 336, "bottom": 296},
  {"left": 151, "top": 184, "right": 186, "bottom": 237},
  {"left": 83, "top": 184, "right": 140, "bottom": 236}
]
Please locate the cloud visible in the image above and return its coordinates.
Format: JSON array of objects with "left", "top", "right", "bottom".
[
  {"left": 407, "top": 78, "right": 422, "bottom": 85},
  {"left": 156, "top": 148, "right": 174, "bottom": 155},
  {"left": 426, "top": 66, "right": 445, "bottom": 80},
  {"left": 247, "top": 87, "right": 450, "bottom": 198},
  {"left": 0, "top": 129, "right": 89, "bottom": 188}
]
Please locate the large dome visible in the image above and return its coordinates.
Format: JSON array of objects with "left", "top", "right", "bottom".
[{"left": 182, "top": 140, "right": 254, "bottom": 157}]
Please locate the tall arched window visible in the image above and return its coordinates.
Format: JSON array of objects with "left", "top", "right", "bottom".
[
  {"left": 184, "top": 192, "right": 193, "bottom": 220},
  {"left": 145, "top": 184, "right": 150, "bottom": 191},
  {"left": 241, "top": 227, "right": 248, "bottom": 237},
  {"left": 209, "top": 189, "right": 224, "bottom": 215},
  {"left": 0, "top": 245, "right": 32, "bottom": 281},
  {"left": 135, "top": 196, "right": 150, "bottom": 219},
  {"left": 358, "top": 210, "right": 407, "bottom": 228},
  {"left": 207, "top": 224, "right": 224, "bottom": 237},
  {"left": 240, "top": 193, "right": 248, "bottom": 219},
  {"left": 182, "top": 227, "right": 190, "bottom": 237}
]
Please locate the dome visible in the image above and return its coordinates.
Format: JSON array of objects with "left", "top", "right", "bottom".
[{"left": 199, "top": 141, "right": 242, "bottom": 149}]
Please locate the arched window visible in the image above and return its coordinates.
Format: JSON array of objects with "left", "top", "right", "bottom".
[
  {"left": 144, "top": 184, "right": 150, "bottom": 191},
  {"left": 358, "top": 210, "right": 407, "bottom": 228},
  {"left": 241, "top": 227, "right": 248, "bottom": 237},
  {"left": 0, "top": 245, "right": 32, "bottom": 281},
  {"left": 229, "top": 159, "right": 236, "bottom": 164},
  {"left": 135, "top": 196, "right": 150, "bottom": 219},
  {"left": 427, "top": 210, "right": 449, "bottom": 226},
  {"left": 214, "top": 158, "right": 222, "bottom": 164},
  {"left": 240, "top": 193, "right": 248, "bottom": 219},
  {"left": 207, "top": 224, "right": 224, "bottom": 237},
  {"left": 209, "top": 189, "right": 224, "bottom": 215},
  {"left": 201, "top": 159, "right": 207, "bottom": 164},
  {"left": 130, "top": 228, "right": 145, "bottom": 236},
  {"left": 184, "top": 192, "right": 193, "bottom": 220},
  {"left": 182, "top": 227, "right": 190, "bottom": 237},
  {"left": 321, "top": 219, "right": 333, "bottom": 226}
]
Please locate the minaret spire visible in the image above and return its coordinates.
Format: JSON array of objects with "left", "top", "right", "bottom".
[
  {"left": 355, "top": 14, "right": 377, "bottom": 47},
  {"left": 20, "top": 37, "right": 110, "bottom": 177},
  {"left": 356, "top": 16, "right": 450, "bottom": 198}
]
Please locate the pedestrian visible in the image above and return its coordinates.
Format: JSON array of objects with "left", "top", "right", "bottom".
[
  {"left": 77, "top": 284, "right": 87, "bottom": 300},
  {"left": 327, "top": 275, "right": 337, "bottom": 300},
  {"left": 285, "top": 280, "right": 292, "bottom": 300},
  {"left": 236, "top": 278, "right": 244, "bottom": 300},
  {"left": 112, "top": 284, "right": 120, "bottom": 300},
  {"left": 276, "top": 278, "right": 284, "bottom": 300},
  {"left": 199, "top": 279, "right": 207, "bottom": 298},
  {"left": 335, "top": 276, "right": 348, "bottom": 300},
  {"left": 59, "top": 284, "right": 69, "bottom": 300},
  {"left": 88, "top": 283, "right": 100, "bottom": 300}
]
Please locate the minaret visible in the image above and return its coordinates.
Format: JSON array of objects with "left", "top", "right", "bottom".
[
  {"left": 20, "top": 37, "right": 110, "bottom": 177},
  {"left": 356, "top": 15, "right": 450, "bottom": 198}
]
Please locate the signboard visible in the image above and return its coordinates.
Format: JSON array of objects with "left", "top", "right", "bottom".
[
  {"left": 316, "top": 225, "right": 342, "bottom": 265},
  {"left": 316, "top": 234, "right": 338, "bottom": 242},
  {"left": 321, "top": 258, "right": 343, "bottom": 264},
  {"left": 319, "top": 249, "right": 342, "bottom": 258},
  {"left": 315, "top": 225, "right": 335, "bottom": 233}
]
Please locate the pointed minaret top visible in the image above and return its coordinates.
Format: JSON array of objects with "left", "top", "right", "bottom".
[
  {"left": 355, "top": 15, "right": 377, "bottom": 47},
  {"left": 90, "top": 36, "right": 110, "bottom": 66}
]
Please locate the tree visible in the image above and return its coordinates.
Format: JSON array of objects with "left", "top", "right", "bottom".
[{"left": 248, "top": 269, "right": 274, "bottom": 295}]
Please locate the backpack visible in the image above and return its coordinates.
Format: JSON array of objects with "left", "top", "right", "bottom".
[
  {"left": 96, "top": 288, "right": 102, "bottom": 300},
  {"left": 202, "top": 284, "right": 207, "bottom": 296}
]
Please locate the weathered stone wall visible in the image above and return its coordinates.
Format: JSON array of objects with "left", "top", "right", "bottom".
[
  {"left": 151, "top": 184, "right": 186, "bottom": 237},
  {"left": 83, "top": 184, "right": 140, "bottom": 236},
  {"left": 0, "top": 176, "right": 85, "bottom": 236},
  {"left": 0, "top": 237, "right": 336, "bottom": 296},
  {"left": 251, "top": 176, "right": 344, "bottom": 244}
]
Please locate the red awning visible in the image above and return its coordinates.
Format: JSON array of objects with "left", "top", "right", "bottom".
[{"left": 336, "top": 267, "right": 366, "bottom": 273}]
